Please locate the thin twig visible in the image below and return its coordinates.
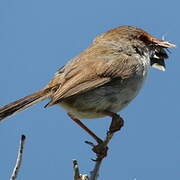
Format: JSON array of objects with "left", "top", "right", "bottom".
[
  {"left": 73, "top": 160, "right": 89, "bottom": 180},
  {"left": 89, "top": 159, "right": 102, "bottom": 180},
  {"left": 73, "top": 159, "right": 81, "bottom": 180},
  {"left": 10, "top": 135, "right": 26, "bottom": 180}
]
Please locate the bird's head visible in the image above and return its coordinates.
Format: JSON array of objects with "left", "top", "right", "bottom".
[{"left": 95, "top": 26, "right": 176, "bottom": 71}]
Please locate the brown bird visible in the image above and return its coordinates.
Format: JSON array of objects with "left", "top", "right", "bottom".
[{"left": 0, "top": 26, "right": 175, "bottom": 143}]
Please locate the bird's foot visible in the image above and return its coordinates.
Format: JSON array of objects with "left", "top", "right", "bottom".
[{"left": 85, "top": 141, "right": 108, "bottom": 161}]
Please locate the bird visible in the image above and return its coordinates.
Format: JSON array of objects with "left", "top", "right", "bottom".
[{"left": 0, "top": 26, "right": 175, "bottom": 143}]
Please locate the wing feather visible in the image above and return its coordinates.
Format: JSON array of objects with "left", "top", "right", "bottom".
[{"left": 45, "top": 54, "right": 139, "bottom": 107}]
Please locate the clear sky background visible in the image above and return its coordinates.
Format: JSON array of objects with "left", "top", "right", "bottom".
[{"left": 0, "top": 0, "right": 179, "bottom": 179}]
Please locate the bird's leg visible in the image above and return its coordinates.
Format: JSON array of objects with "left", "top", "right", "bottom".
[
  {"left": 68, "top": 112, "right": 108, "bottom": 161},
  {"left": 67, "top": 112, "right": 103, "bottom": 144},
  {"left": 68, "top": 111, "right": 124, "bottom": 161},
  {"left": 90, "top": 111, "right": 124, "bottom": 160}
]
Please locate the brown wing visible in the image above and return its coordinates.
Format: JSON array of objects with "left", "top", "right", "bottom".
[{"left": 45, "top": 54, "right": 138, "bottom": 107}]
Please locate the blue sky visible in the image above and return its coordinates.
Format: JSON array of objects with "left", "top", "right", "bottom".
[{"left": 0, "top": 0, "right": 179, "bottom": 179}]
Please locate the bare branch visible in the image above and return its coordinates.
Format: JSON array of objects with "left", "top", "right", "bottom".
[{"left": 10, "top": 135, "right": 26, "bottom": 180}]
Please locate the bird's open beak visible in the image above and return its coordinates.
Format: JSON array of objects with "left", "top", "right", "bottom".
[{"left": 150, "top": 38, "right": 175, "bottom": 71}]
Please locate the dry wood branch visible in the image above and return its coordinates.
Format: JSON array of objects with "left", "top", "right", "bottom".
[{"left": 10, "top": 135, "right": 26, "bottom": 180}]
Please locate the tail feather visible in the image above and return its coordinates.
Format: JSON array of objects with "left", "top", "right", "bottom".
[{"left": 0, "top": 88, "right": 52, "bottom": 121}]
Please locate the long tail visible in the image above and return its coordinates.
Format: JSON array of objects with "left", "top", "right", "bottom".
[{"left": 0, "top": 88, "right": 52, "bottom": 122}]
